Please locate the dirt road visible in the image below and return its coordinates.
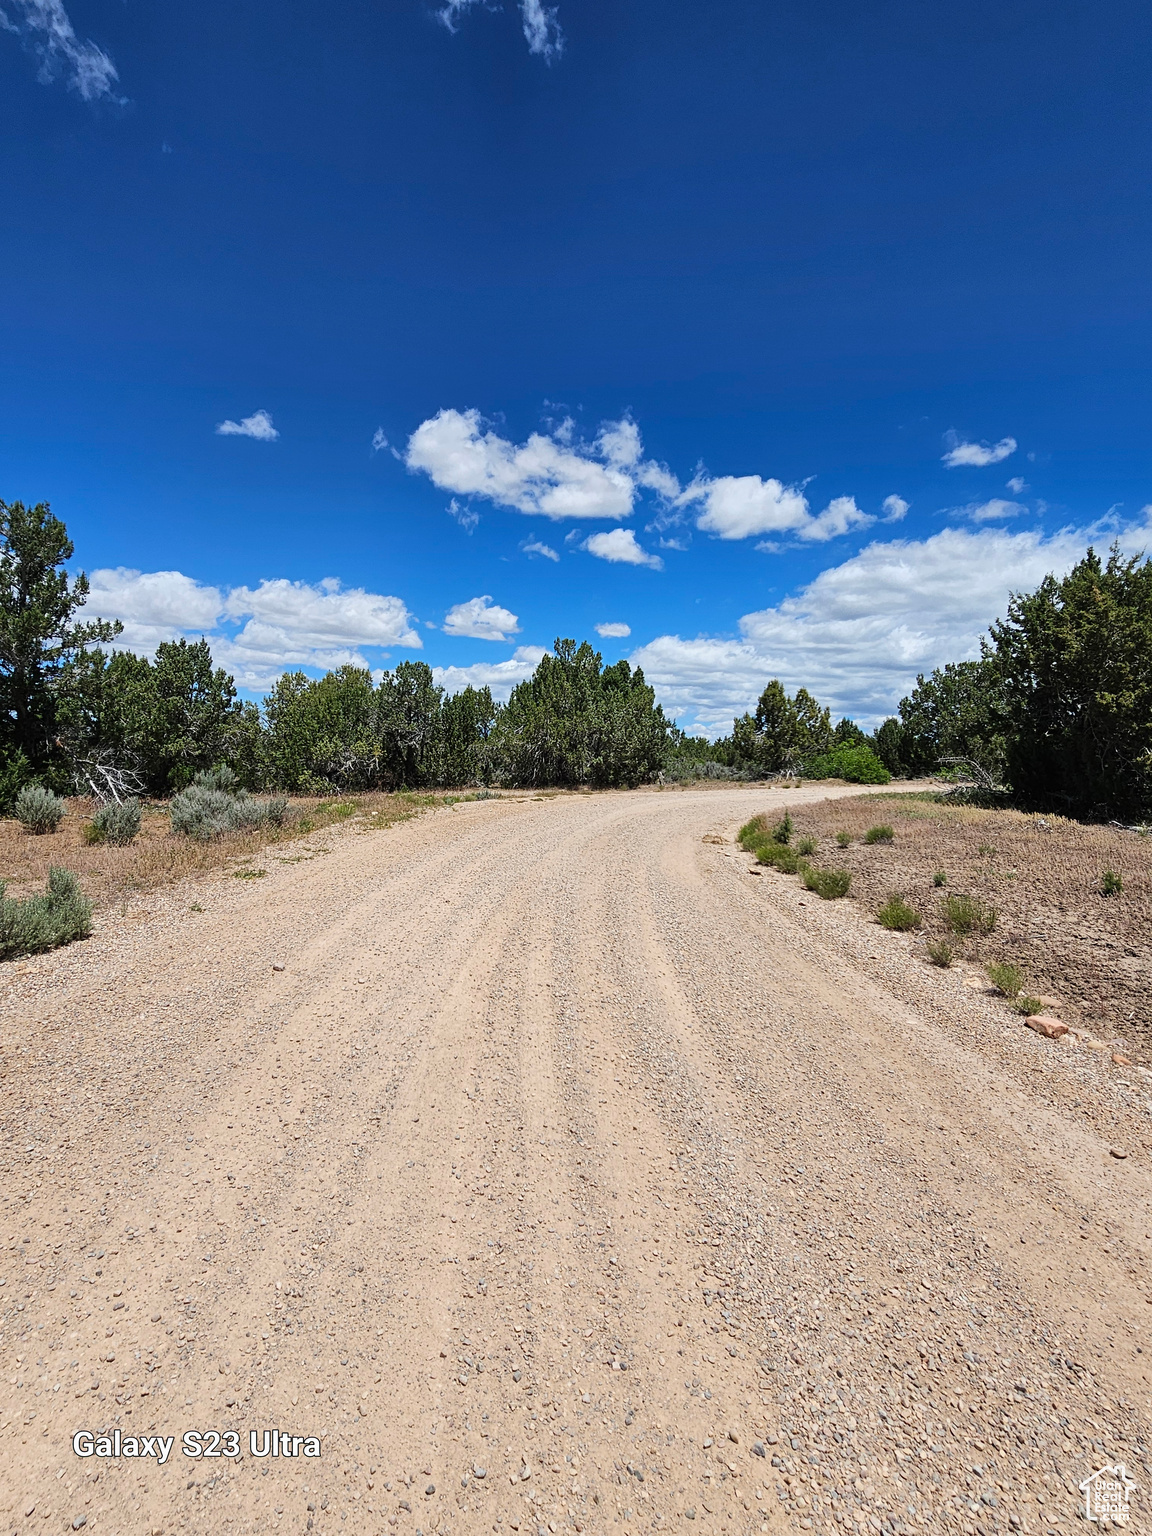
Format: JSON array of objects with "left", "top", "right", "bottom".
[{"left": 2, "top": 786, "right": 1150, "bottom": 1536}]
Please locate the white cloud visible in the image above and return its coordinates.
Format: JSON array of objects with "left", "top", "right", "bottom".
[
  {"left": 584, "top": 529, "right": 663, "bottom": 569},
  {"left": 942, "top": 433, "right": 1017, "bottom": 468},
  {"left": 431, "top": 646, "right": 547, "bottom": 702},
  {"left": 216, "top": 409, "right": 279, "bottom": 442},
  {"left": 954, "top": 498, "right": 1022, "bottom": 523},
  {"left": 523, "top": 540, "right": 560, "bottom": 561},
  {"left": 405, "top": 408, "right": 677, "bottom": 522},
  {"left": 443, "top": 595, "right": 521, "bottom": 641},
  {"left": 371, "top": 428, "right": 388, "bottom": 452},
  {"left": 595, "top": 622, "right": 631, "bottom": 638},
  {"left": 882, "top": 494, "right": 909, "bottom": 523},
  {"left": 1006, "top": 476, "right": 1028, "bottom": 494},
  {"left": 630, "top": 519, "right": 1152, "bottom": 737},
  {"left": 448, "top": 498, "right": 480, "bottom": 533},
  {"left": 682, "top": 475, "right": 874, "bottom": 544},
  {"left": 0, "top": 0, "right": 121, "bottom": 101},
  {"left": 85, "top": 570, "right": 421, "bottom": 690},
  {"left": 436, "top": 0, "right": 562, "bottom": 58}
]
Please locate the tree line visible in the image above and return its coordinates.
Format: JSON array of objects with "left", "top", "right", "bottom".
[{"left": 2, "top": 498, "right": 1150, "bottom": 819}]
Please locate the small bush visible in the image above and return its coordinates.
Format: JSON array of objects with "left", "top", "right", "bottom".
[
  {"left": 475, "top": 788, "right": 496, "bottom": 800},
  {"left": 0, "top": 867, "right": 92, "bottom": 961},
  {"left": 756, "top": 842, "right": 806, "bottom": 875},
  {"left": 796, "top": 836, "right": 817, "bottom": 856},
  {"left": 1101, "top": 868, "right": 1123, "bottom": 897},
  {"left": 876, "top": 895, "right": 921, "bottom": 931},
  {"left": 926, "top": 938, "right": 955, "bottom": 968},
  {"left": 835, "top": 830, "right": 852, "bottom": 848},
  {"left": 806, "top": 745, "right": 891, "bottom": 784},
  {"left": 986, "top": 960, "right": 1024, "bottom": 999},
  {"left": 14, "top": 783, "right": 66, "bottom": 834},
  {"left": 863, "top": 824, "right": 894, "bottom": 845},
  {"left": 170, "top": 784, "right": 289, "bottom": 840},
  {"left": 1015, "top": 995, "right": 1044, "bottom": 1016},
  {"left": 88, "top": 799, "right": 142, "bottom": 847},
  {"left": 933, "top": 869, "right": 947, "bottom": 888},
  {"left": 941, "top": 891, "right": 997, "bottom": 937},
  {"left": 194, "top": 765, "right": 239, "bottom": 793},
  {"left": 737, "top": 815, "right": 768, "bottom": 850},
  {"left": 772, "top": 813, "right": 793, "bottom": 845},
  {"left": 803, "top": 866, "right": 851, "bottom": 900}
]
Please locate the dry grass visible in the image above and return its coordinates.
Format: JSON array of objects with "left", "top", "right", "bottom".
[
  {"left": 0, "top": 790, "right": 454, "bottom": 910},
  {"left": 777, "top": 792, "right": 1152, "bottom": 1048}
]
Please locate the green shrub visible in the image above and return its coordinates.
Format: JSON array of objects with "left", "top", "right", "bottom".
[
  {"left": 933, "top": 869, "right": 947, "bottom": 887},
  {"left": 87, "top": 799, "right": 142, "bottom": 847},
  {"left": 986, "top": 960, "right": 1024, "bottom": 999},
  {"left": 1015, "top": 995, "right": 1044, "bottom": 1016},
  {"left": 876, "top": 895, "right": 921, "bottom": 931},
  {"left": 0, "top": 867, "right": 93, "bottom": 961},
  {"left": 806, "top": 745, "right": 891, "bottom": 784},
  {"left": 14, "top": 783, "right": 66, "bottom": 834},
  {"left": 170, "top": 784, "right": 289, "bottom": 840},
  {"left": 941, "top": 891, "right": 997, "bottom": 937},
  {"left": 194, "top": 765, "right": 239, "bottom": 793},
  {"left": 771, "top": 813, "right": 793, "bottom": 845},
  {"left": 835, "top": 830, "right": 852, "bottom": 847},
  {"left": 756, "top": 842, "right": 806, "bottom": 874},
  {"left": 796, "top": 836, "right": 817, "bottom": 856},
  {"left": 863, "top": 824, "right": 894, "bottom": 845},
  {"left": 738, "top": 815, "right": 769, "bottom": 850},
  {"left": 803, "top": 866, "right": 851, "bottom": 899},
  {"left": 1101, "top": 868, "right": 1123, "bottom": 896},
  {"left": 926, "top": 938, "right": 955, "bottom": 967}
]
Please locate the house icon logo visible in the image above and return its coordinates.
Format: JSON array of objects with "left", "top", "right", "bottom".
[{"left": 1080, "top": 1464, "right": 1136, "bottom": 1525}]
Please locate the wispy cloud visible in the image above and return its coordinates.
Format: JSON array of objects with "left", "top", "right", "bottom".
[
  {"left": 1006, "top": 476, "right": 1028, "bottom": 494},
  {"left": 522, "top": 539, "right": 560, "bottom": 561},
  {"left": 882, "top": 494, "right": 909, "bottom": 523},
  {"left": 584, "top": 529, "right": 663, "bottom": 569},
  {"left": 595, "top": 622, "right": 631, "bottom": 638},
  {"left": 952, "top": 498, "right": 1022, "bottom": 523},
  {"left": 942, "top": 432, "right": 1017, "bottom": 468},
  {"left": 216, "top": 409, "right": 279, "bottom": 442},
  {"left": 0, "top": 0, "right": 122, "bottom": 101},
  {"left": 436, "top": 0, "right": 562, "bottom": 58},
  {"left": 442, "top": 595, "right": 521, "bottom": 641},
  {"left": 406, "top": 408, "right": 676, "bottom": 522}
]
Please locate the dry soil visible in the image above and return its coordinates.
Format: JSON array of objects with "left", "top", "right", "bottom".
[{"left": 2, "top": 785, "right": 1150, "bottom": 1536}]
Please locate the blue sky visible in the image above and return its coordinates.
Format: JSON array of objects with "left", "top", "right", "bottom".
[{"left": 3, "top": 0, "right": 1152, "bottom": 733}]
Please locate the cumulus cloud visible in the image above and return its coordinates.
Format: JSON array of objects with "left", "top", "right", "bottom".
[
  {"left": 681, "top": 475, "right": 874, "bottom": 544},
  {"left": 584, "top": 529, "right": 663, "bottom": 569},
  {"left": 405, "top": 408, "right": 676, "bottom": 522},
  {"left": 442, "top": 595, "right": 521, "bottom": 641},
  {"left": 954, "top": 498, "right": 1022, "bottom": 523},
  {"left": 0, "top": 0, "right": 121, "bottom": 101},
  {"left": 216, "top": 409, "right": 279, "bottom": 442},
  {"left": 882, "top": 495, "right": 910, "bottom": 523},
  {"left": 84, "top": 570, "right": 421, "bottom": 690},
  {"left": 595, "top": 622, "right": 631, "bottom": 638},
  {"left": 522, "top": 540, "right": 560, "bottom": 561},
  {"left": 941, "top": 433, "right": 1017, "bottom": 468},
  {"left": 629, "top": 520, "right": 1152, "bottom": 737},
  {"left": 431, "top": 646, "right": 547, "bottom": 702}
]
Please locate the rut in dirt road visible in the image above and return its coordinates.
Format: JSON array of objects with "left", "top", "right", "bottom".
[{"left": 1, "top": 786, "right": 1149, "bottom": 1536}]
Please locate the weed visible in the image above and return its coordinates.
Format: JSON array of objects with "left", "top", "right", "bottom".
[
  {"left": 1101, "top": 868, "right": 1123, "bottom": 896},
  {"left": 474, "top": 788, "right": 496, "bottom": 800},
  {"left": 933, "top": 869, "right": 947, "bottom": 887},
  {"left": 978, "top": 843, "right": 996, "bottom": 857},
  {"left": 756, "top": 843, "right": 806, "bottom": 875},
  {"left": 926, "top": 938, "right": 955, "bottom": 968},
  {"left": 737, "top": 815, "right": 768, "bottom": 850},
  {"left": 316, "top": 800, "right": 357, "bottom": 821},
  {"left": 296, "top": 817, "right": 315, "bottom": 833},
  {"left": 803, "top": 866, "right": 851, "bottom": 900},
  {"left": 796, "top": 836, "right": 817, "bottom": 856},
  {"left": 1015, "top": 995, "right": 1044, "bottom": 1016},
  {"left": 14, "top": 784, "right": 66, "bottom": 834},
  {"left": 986, "top": 960, "right": 1024, "bottom": 999},
  {"left": 940, "top": 891, "right": 997, "bottom": 937},
  {"left": 190, "top": 903, "right": 204, "bottom": 912},
  {"left": 0, "top": 867, "right": 92, "bottom": 961},
  {"left": 772, "top": 813, "right": 793, "bottom": 845},
  {"left": 863, "top": 824, "right": 894, "bottom": 845},
  {"left": 835, "top": 830, "right": 852, "bottom": 848},
  {"left": 232, "top": 868, "right": 267, "bottom": 879},
  {"left": 876, "top": 895, "right": 921, "bottom": 931}
]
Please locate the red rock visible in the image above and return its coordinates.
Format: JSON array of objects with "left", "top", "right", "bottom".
[{"left": 1027, "top": 1014, "right": 1068, "bottom": 1040}]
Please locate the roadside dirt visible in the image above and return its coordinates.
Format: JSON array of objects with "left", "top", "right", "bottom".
[{"left": 2, "top": 784, "right": 1149, "bottom": 1536}]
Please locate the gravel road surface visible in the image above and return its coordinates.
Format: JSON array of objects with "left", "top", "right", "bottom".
[{"left": 2, "top": 786, "right": 1149, "bottom": 1536}]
